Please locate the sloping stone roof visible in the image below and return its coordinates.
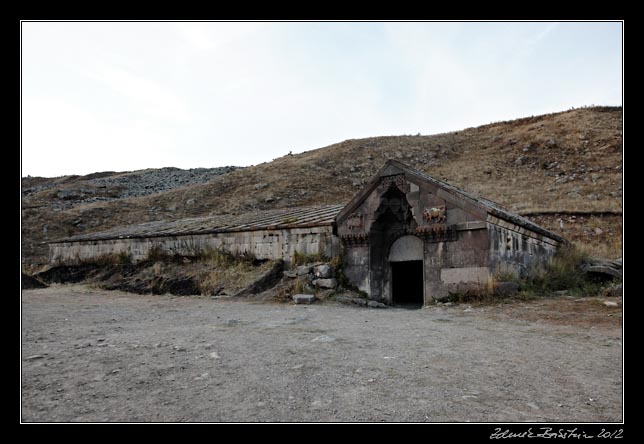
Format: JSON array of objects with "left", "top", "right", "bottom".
[
  {"left": 52, "top": 161, "right": 564, "bottom": 245},
  {"left": 52, "top": 204, "right": 344, "bottom": 243}
]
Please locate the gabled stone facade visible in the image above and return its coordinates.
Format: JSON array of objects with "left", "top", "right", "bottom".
[{"left": 335, "top": 160, "right": 564, "bottom": 304}]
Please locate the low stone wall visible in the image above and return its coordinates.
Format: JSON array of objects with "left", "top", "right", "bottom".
[{"left": 49, "top": 226, "right": 342, "bottom": 267}]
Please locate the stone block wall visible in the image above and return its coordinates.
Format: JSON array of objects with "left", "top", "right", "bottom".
[
  {"left": 49, "top": 226, "right": 342, "bottom": 267},
  {"left": 344, "top": 245, "right": 370, "bottom": 294},
  {"left": 424, "top": 226, "right": 490, "bottom": 301},
  {"left": 487, "top": 215, "right": 559, "bottom": 277}
]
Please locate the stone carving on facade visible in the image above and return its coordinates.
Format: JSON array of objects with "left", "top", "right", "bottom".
[
  {"left": 347, "top": 212, "right": 364, "bottom": 231},
  {"left": 414, "top": 225, "right": 457, "bottom": 242},
  {"left": 374, "top": 186, "right": 415, "bottom": 229},
  {"left": 423, "top": 206, "right": 446, "bottom": 224},
  {"left": 341, "top": 233, "right": 369, "bottom": 246},
  {"left": 378, "top": 174, "right": 410, "bottom": 194}
]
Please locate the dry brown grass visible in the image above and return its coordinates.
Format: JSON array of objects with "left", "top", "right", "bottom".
[
  {"left": 97, "top": 255, "right": 278, "bottom": 296},
  {"left": 22, "top": 107, "right": 622, "bottom": 267},
  {"left": 197, "top": 260, "right": 276, "bottom": 295},
  {"left": 527, "top": 214, "right": 622, "bottom": 259},
  {"left": 485, "top": 296, "right": 622, "bottom": 331}
]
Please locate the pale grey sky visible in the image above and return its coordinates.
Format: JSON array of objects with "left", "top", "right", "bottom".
[{"left": 21, "top": 21, "right": 622, "bottom": 177}]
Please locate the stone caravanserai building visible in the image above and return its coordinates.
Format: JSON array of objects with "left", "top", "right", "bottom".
[{"left": 49, "top": 161, "right": 565, "bottom": 305}]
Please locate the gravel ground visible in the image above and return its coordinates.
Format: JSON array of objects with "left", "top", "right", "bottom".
[{"left": 21, "top": 286, "right": 623, "bottom": 423}]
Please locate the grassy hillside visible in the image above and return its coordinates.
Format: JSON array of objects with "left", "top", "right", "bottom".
[{"left": 21, "top": 106, "right": 622, "bottom": 269}]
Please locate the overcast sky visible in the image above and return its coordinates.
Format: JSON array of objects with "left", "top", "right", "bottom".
[{"left": 21, "top": 21, "right": 622, "bottom": 177}]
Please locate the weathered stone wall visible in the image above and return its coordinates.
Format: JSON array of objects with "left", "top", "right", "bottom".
[
  {"left": 49, "top": 226, "right": 341, "bottom": 267},
  {"left": 425, "top": 225, "right": 490, "bottom": 302},
  {"left": 352, "top": 226, "right": 492, "bottom": 304},
  {"left": 341, "top": 216, "right": 560, "bottom": 304},
  {"left": 487, "top": 215, "right": 559, "bottom": 277},
  {"left": 344, "top": 244, "right": 370, "bottom": 294}
]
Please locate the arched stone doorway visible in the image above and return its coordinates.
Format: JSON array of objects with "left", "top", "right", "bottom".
[
  {"left": 388, "top": 235, "right": 425, "bottom": 306},
  {"left": 368, "top": 182, "right": 417, "bottom": 303}
]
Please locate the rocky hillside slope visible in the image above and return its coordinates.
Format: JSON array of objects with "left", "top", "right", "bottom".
[
  {"left": 21, "top": 106, "right": 622, "bottom": 269},
  {"left": 22, "top": 166, "right": 239, "bottom": 211}
]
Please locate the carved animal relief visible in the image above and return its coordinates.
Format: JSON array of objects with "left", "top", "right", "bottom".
[
  {"left": 423, "top": 206, "right": 446, "bottom": 224},
  {"left": 347, "top": 212, "right": 364, "bottom": 231}
]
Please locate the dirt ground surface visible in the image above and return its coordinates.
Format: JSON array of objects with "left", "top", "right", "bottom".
[{"left": 21, "top": 285, "right": 623, "bottom": 423}]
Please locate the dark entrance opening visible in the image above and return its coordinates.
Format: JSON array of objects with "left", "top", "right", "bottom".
[{"left": 391, "top": 260, "right": 424, "bottom": 306}]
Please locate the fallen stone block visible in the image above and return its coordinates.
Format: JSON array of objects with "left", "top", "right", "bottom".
[
  {"left": 335, "top": 296, "right": 352, "bottom": 304},
  {"left": 311, "top": 335, "right": 335, "bottom": 342},
  {"left": 296, "top": 266, "right": 312, "bottom": 276},
  {"left": 293, "top": 294, "right": 315, "bottom": 305},
  {"left": 313, "top": 264, "right": 333, "bottom": 279},
  {"left": 313, "top": 278, "right": 338, "bottom": 289},
  {"left": 367, "top": 300, "right": 387, "bottom": 308},
  {"left": 335, "top": 295, "right": 368, "bottom": 306}
]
